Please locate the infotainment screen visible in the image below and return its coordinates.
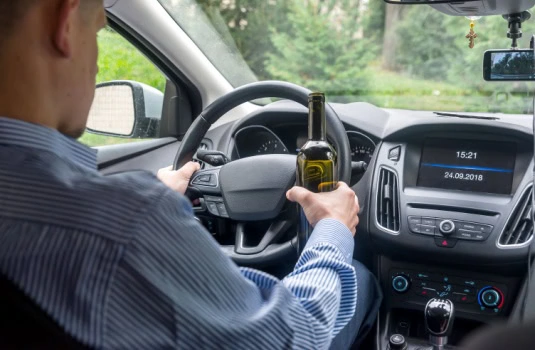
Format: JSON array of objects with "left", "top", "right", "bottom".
[{"left": 417, "top": 139, "right": 516, "bottom": 195}]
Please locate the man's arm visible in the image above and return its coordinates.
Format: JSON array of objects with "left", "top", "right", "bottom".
[{"left": 104, "top": 186, "right": 358, "bottom": 350}]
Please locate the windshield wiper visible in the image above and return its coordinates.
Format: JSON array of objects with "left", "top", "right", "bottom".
[{"left": 433, "top": 112, "right": 499, "bottom": 120}]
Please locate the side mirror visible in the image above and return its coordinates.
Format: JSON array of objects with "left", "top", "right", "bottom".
[{"left": 86, "top": 80, "right": 163, "bottom": 138}]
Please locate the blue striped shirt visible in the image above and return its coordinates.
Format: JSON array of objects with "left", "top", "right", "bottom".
[{"left": 0, "top": 117, "right": 357, "bottom": 349}]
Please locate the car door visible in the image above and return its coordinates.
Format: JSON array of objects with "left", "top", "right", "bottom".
[{"left": 85, "top": 21, "right": 204, "bottom": 175}]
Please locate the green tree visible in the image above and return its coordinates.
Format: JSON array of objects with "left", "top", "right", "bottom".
[
  {"left": 394, "top": 6, "right": 461, "bottom": 80},
  {"left": 196, "top": 0, "right": 292, "bottom": 80},
  {"left": 265, "top": 0, "right": 372, "bottom": 101},
  {"left": 97, "top": 28, "right": 166, "bottom": 92},
  {"left": 363, "top": 0, "right": 385, "bottom": 44}
]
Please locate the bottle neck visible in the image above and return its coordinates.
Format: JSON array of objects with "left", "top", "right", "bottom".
[{"left": 308, "top": 99, "right": 326, "bottom": 141}]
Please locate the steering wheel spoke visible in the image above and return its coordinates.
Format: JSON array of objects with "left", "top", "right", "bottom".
[{"left": 235, "top": 220, "right": 294, "bottom": 255}]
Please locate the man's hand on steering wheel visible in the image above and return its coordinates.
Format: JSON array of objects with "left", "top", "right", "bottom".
[
  {"left": 158, "top": 162, "right": 200, "bottom": 195},
  {"left": 286, "top": 182, "right": 360, "bottom": 235}
]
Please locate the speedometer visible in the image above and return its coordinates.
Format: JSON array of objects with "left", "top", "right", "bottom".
[
  {"left": 234, "top": 125, "right": 289, "bottom": 158},
  {"left": 257, "top": 139, "right": 286, "bottom": 154},
  {"left": 347, "top": 131, "right": 376, "bottom": 164}
]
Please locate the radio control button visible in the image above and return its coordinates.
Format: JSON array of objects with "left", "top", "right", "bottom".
[
  {"left": 439, "top": 220, "right": 455, "bottom": 235},
  {"left": 456, "top": 221, "right": 494, "bottom": 234},
  {"left": 473, "top": 232, "right": 490, "bottom": 241},
  {"left": 453, "top": 229, "right": 491, "bottom": 241},
  {"left": 408, "top": 216, "right": 421, "bottom": 225},
  {"left": 422, "top": 218, "right": 436, "bottom": 226},
  {"left": 409, "top": 223, "right": 422, "bottom": 233},
  {"left": 420, "top": 225, "right": 435, "bottom": 235},
  {"left": 479, "top": 224, "right": 493, "bottom": 234},
  {"left": 457, "top": 222, "right": 479, "bottom": 231}
]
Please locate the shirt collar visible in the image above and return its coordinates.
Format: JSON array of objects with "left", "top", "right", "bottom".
[{"left": 0, "top": 117, "right": 98, "bottom": 171}]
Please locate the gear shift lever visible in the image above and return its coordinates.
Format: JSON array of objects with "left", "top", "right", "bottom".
[{"left": 424, "top": 298, "right": 454, "bottom": 350}]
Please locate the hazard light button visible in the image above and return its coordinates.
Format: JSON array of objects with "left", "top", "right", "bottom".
[{"left": 434, "top": 237, "right": 458, "bottom": 248}]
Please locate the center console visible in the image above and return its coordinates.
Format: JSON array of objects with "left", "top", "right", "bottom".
[{"left": 368, "top": 128, "right": 533, "bottom": 349}]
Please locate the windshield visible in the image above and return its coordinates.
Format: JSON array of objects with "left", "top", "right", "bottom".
[{"left": 159, "top": 0, "right": 535, "bottom": 114}]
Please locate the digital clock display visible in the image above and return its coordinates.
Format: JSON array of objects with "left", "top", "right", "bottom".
[{"left": 417, "top": 139, "right": 516, "bottom": 195}]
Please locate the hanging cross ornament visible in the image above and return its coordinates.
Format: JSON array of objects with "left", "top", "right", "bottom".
[
  {"left": 466, "top": 21, "right": 478, "bottom": 48},
  {"left": 465, "top": 16, "right": 481, "bottom": 49}
]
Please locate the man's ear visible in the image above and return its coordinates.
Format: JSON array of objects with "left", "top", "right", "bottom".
[{"left": 52, "top": 0, "right": 80, "bottom": 58}]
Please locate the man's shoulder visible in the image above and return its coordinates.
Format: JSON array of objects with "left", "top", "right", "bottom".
[
  {"left": 1, "top": 162, "right": 180, "bottom": 242},
  {"left": 69, "top": 170, "right": 180, "bottom": 239}
]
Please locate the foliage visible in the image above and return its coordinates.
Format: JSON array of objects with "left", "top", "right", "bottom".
[
  {"left": 79, "top": 28, "right": 165, "bottom": 147},
  {"left": 266, "top": 0, "right": 373, "bottom": 102},
  {"left": 363, "top": 0, "right": 385, "bottom": 43},
  {"left": 196, "top": 0, "right": 292, "bottom": 80},
  {"left": 96, "top": 28, "right": 166, "bottom": 91},
  {"left": 394, "top": 7, "right": 461, "bottom": 80}
]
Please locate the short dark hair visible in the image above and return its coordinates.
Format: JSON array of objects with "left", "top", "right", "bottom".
[
  {"left": 0, "top": 0, "right": 37, "bottom": 37},
  {"left": 0, "top": 0, "right": 101, "bottom": 41}
]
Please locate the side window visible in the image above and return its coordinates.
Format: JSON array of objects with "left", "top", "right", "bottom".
[{"left": 79, "top": 27, "right": 167, "bottom": 147}]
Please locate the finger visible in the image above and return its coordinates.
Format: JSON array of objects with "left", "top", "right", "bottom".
[
  {"left": 286, "top": 186, "right": 312, "bottom": 204},
  {"left": 336, "top": 181, "right": 349, "bottom": 190},
  {"left": 179, "top": 161, "right": 201, "bottom": 178},
  {"left": 158, "top": 165, "right": 172, "bottom": 174}
]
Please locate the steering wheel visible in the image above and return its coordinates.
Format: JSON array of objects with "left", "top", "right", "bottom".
[{"left": 173, "top": 81, "right": 351, "bottom": 265}]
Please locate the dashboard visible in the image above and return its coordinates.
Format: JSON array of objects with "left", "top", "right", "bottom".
[{"left": 201, "top": 99, "right": 533, "bottom": 327}]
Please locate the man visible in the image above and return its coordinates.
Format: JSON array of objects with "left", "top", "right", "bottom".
[{"left": 0, "top": 0, "right": 380, "bottom": 349}]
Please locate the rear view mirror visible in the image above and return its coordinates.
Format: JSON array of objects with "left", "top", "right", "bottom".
[
  {"left": 86, "top": 80, "right": 163, "bottom": 138},
  {"left": 483, "top": 49, "right": 535, "bottom": 81},
  {"left": 383, "top": 0, "right": 478, "bottom": 4}
]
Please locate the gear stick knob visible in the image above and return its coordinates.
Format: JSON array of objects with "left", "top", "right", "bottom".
[{"left": 425, "top": 298, "right": 454, "bottom": 350}]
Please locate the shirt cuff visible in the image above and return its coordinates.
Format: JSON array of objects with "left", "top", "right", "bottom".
[{"left": 304, "top": 218, "right": 354, "bottom": 264}]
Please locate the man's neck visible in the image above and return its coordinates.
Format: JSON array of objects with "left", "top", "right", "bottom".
[{"left": 0, "top": 56, "right": 61, "bottom": 131}]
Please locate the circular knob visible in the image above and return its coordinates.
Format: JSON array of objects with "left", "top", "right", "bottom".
[
  {"left": 480, "top": 288, "right": 501, "bottom": 308},
  {"left": 439, "top": 220, "right": 455, "bottom": 235},
  {"left": 388, "top": 334, "right": 407, "bottom": 350},
  {"left": 392, "top": 275, "right": 410, "bottom": 293}
]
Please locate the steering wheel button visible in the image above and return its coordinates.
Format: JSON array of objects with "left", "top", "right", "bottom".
[
  {"left": 216, "top": 203, "right": 229, "bottom": 218},
  {"left": 206, "top": 202, "right": 220, "bottom": 216}
]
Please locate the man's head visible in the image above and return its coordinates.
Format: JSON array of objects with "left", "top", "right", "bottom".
[{"left": 0, "top": 0, "right": 106, "bottom": 138}]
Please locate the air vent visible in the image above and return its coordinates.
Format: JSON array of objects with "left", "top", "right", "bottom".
[
  {"left": 193, "top": 142, "right": 209, "bottom": 169},
  {"left": 376, "top": 168, "right": 400, "bottom": 233},
  {"left": 499, "top": 186, "right": 533, "bottom": 247}
]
